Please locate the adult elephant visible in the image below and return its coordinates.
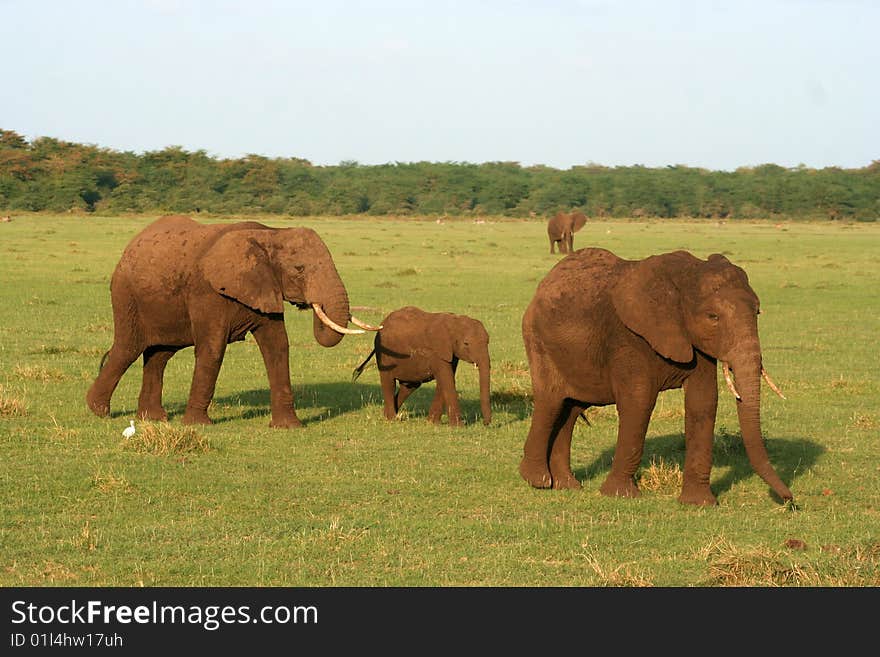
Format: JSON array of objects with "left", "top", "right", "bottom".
[
  {"left": 519, "top": 247, "right": 792, "bottom": 505},
  {"left": 351, "top": 306, "right": 491, "bottom": 426},
  {"left": 547, "top": 210, "right": 588, "bottom": 254},
  {"left": 86, "top": 215, "right": 380, "bottom": 427}
]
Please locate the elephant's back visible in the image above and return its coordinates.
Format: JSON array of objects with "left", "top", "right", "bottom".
[
  {"left": 380, "top": 305, "right": 430, "bottom": 325},
  {"left": 533, "top": 248, "right": 625, "bottom": 307},
  {"left": 112, "top": 216, "right": 221, "bottom": 296},
  {"left": 377, "top": 306, "right": 431, "bottom": 347},
  {"left": 524, "top": 248, "right": 626, "bottom": 343}
]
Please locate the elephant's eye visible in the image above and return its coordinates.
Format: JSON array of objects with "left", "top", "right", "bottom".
[{"left": 707, "top": 312, "right": 720, "bottom": 322}]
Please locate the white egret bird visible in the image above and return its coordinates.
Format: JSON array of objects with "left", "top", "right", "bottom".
[{"left": 122, "top": 420, "right": 136, "bottom": 439}]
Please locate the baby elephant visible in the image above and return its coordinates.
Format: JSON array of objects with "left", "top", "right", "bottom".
[{"left": 352, "top": 306, "right": 491, "bottom": 426}]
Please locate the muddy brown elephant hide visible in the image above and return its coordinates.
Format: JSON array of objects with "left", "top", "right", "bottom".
[
  {"left": 547, "top": 210, "right": 588, "bottom": 254},
  {"left": 352, "top": 306, "right": 491, "bottom": 426},
  {"left": 520, "top": 247, "right": 792, "bottom": 505},
  {"left": 86, "top": 215, "right": 378, "bottom": 427}
]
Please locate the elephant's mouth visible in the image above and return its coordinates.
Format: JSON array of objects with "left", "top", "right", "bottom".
[{"left": 721, "top": 360, "right": 786, "bottom": 400}]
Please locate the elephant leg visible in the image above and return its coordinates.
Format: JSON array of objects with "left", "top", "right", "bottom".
[
  {"left": 252, "top": 321, "right": 302, "bottom": 428},
  {"left": 182, "top": 332, "right": 228, "bottom": 425},
  {"left": 137, "top": 346, "right": 178, "bottom": 420},
  {"left": 379, "top": 368, "right": 399, "bottom": 420},
  {"left": 427, "top": 385, "right": 444, "bottom": 423},
  {"left": 549, "top": 401, "right": 586, "bottom": 490},
  {"left": 600, "top": 383, "right": 657, "bottom": 498},
  {"left": 395, "top": 382, "right": 420, "bottom": 414},
  {"left": 519, "top": 392, "right": 567, "bottom": 489},
  {"left": 565, "top": 232, "right": 574, "bottom": 253},
  {"left": 431, "top": 360, "right": 461, "bottom": 426},
  {"left": 86, "top": 342, "right": 142, "bottom": 417},
  {"left": 679, "top": 357, "right": 719, "bottom": 506}
]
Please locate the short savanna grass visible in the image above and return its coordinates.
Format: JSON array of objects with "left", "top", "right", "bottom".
[{"left": 0, "top": 214, "right": 878, "bottom": 586}]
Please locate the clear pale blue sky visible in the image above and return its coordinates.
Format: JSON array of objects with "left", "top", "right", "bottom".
[{"left": 2, "top": 0, "right": 877, "bottom": 170}]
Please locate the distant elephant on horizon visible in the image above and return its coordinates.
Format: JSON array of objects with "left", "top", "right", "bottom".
[
  {"left": 352, "top": 306, "right": 491, "bottom": 426},
  {"left": 86, "top": 215, "right": 380, "bottom": 428},
  {"left": 547, "top": 210, "right": 588, "bottom": 254},
  {"left": 520, "top": 247, "right": 792, "bottom": 505}
]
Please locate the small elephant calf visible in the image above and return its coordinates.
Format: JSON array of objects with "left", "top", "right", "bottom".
[{"left": 352, "top": 306, "right": 491, "bottom": 426}]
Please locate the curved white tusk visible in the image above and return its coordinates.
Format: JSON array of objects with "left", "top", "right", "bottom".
[
  {"left": 350, "top": 315, "right": 383, "bottom": 331},
  {"left": 721, "top": 362, "right": 742, "bottom": 401},
  {"left": 762, "top": 367, "right": 786, "bottom": 400},
  {"left": 311, "top": 304, "right": 365, "bottom": 335}
]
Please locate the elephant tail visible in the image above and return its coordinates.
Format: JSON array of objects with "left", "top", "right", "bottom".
[
  {"left": 351, "top": 348, "right": 377, "bottom": 382},
  {"left": 97, "top": 349, "right": 111, "bottom": 374}
]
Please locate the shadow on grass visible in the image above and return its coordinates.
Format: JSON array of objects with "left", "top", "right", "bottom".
[
  {"left": 192, "top": 382, "right": 384, "bottom": 425},
  {"left": 489, "top": 389, "right": 533, "bottom": 422},
  {"left": 107, "top": 381, "right": 525, "bottom": 426},
  {"left": 575, "top": 432, "right": 824, "bottom": 504},
  {"left": 202, "top": 381, "right": 497, "bottom": 426}
]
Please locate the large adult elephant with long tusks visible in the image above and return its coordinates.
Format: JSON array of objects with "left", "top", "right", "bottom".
[
  {"left": 86, "top": 215, "right": 380, "bottom": 427},
  {"left": 519, "top": 247, "right": 792, "bottom": 505}
]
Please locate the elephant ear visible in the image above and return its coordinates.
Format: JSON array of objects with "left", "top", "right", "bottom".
[
  {"left": 611, "top": 254, "right": 694, "bottom": 363},
  {"left": 571, "top": 211, "right": 588, "bottom": 233},
  {"left": 202, "top": 231, "right": 283, "bottom": 314},
  {"left": 425, "top": 321, "right": 454, "bottom": 363}
]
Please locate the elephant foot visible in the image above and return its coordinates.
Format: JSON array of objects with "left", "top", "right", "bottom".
[
  {"left": 269, "top": 414, "right": 303, "bottom": 429},
  {"left": 137, "top": 407, "right": 168, "bottom": 421},
  {"left": 519, "top": 458, "right": 552, "bottom": 489},
  {"left": 86, "top": 389, "right": 110, "bottom": 417},
  {"left": 600, "top": 474, "right": 640, "bottom": 498},
  {"left": 551, "top": 471, "right": 582, "bottom": 490},
  {"left": 182, "top": 409, "right": 213, "bottom": 425},
  {"left": 678, "top": 485, "right": 718, "bottom": 506}
]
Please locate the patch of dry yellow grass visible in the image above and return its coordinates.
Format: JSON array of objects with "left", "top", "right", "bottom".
[
  {"left": 121, "top": 421, "right": 211, "bottom": 456},
  {"left": 695, "top": 536, "right": 880, "bottom": 586},
  {"left": 93, "top": 470, "right": 133, "bottom": 494},
  {"left": 581, "top": 552, "right": 654, "bottom": 587},
  {"left": 0, "top": 386, "right": 27, "bottom": 418},
  {"left": 637, "top": 457, "right": 683, "bottom": 495},
  {"left": 13, "top": 364, "right": 66, "bottom": 381}
]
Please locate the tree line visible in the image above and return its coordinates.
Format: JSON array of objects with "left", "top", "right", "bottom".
[{"left": 1, "top": 129, "right": 878, "bottom": 220}]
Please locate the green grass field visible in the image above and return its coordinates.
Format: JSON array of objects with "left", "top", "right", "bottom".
[{"left": 1, "top": 214, "right": 878, "bottom": 586}]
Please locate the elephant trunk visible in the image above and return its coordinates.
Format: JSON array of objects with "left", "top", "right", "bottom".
[
  {"left": 729, "top": 351, "right": 793, "bottom": 501},
  {"left": 478, "top": 356, "right": 491, "bottom": 425},
  {"left": 306, "top": 276, "right": 351, "bottom": 348}
]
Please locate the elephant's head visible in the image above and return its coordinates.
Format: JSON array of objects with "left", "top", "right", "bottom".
[
  {"left": 431, "top": 315, "right": 492, "bottom": 425},
  {"left": 611, "top": 251, "right": 791, "bottom": 501},
  {"left": 202, "top": 226, "right": 378, "bottom": 347}
]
